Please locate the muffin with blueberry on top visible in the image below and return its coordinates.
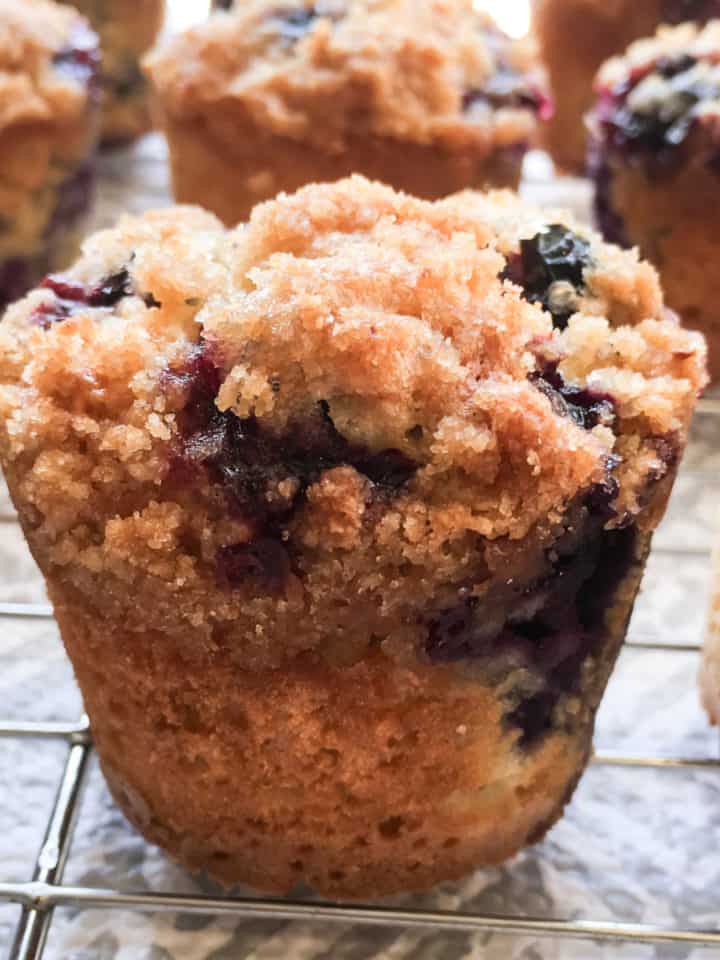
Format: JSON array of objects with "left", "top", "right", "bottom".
[
  {"left": 533, "top": 0, "right": 720, "bottom": 174},
  {"left": 0, "top": 0, "right": 100, "bottom": 311},
  {"left": 59, "top": 0, "right": 164, "bottom": 147},
  {"left": 588, "top": 20, "right": 720, "bottom": 379},
  {"left": 144, "top": 0, "right": 550, "bottom": 225},
  {"left": 0, "top": 177, "right": 705, "bottom": 897}
]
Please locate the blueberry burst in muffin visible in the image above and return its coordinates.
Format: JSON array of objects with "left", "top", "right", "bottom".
[
  {"left": 0, "top": 179, "right": 705, "bottom": 897},
  {"left": 0, "top": 0, "right": 100, "bottom": 311},
  {"left": 589, "top": 21, "right": 720, "bottom": 380},
  {"left": 59, "top": 0, "right": 164, "bottom": 147},
  {"left": 145, "top": 0, "right": 550, "bottom": 224}
]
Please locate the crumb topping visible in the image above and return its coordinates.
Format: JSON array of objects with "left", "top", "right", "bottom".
[
  {"left": 593, "top": 20, "right": 720, "bottom": 169},
  {"left": 144, "top": 0, "right": 547, "bottom": 152},
  {"left": 0, "top": 0, "right": 98, "bottom": 132},
  {"left": 0, "top": 179, "right": 706, "bottom": 673}
]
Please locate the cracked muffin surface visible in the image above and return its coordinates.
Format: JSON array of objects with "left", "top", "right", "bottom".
[
  {"left": 144, "top": 0, "right": 549, "bottom": 223},
  {"left": 0, "top": 178, "right": 706, "bottom": 897},
  {"left": 0, "top": 0, "right": 100, "bottom": 310},
  {"left": 589, "top": 20, "right": 720, "bottom": 380}
]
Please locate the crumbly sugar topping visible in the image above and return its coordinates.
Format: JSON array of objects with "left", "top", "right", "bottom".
[
  {"left": 144, "top": 0, "right": 546, "bottom": 151},
  {"left": 0, "top": 0, "right": 98, "bottom": 131},
  {"left": 596, "top": 19, "right": 720, "bottom": 127},
  {"left": 0, "top": 179, "right": 706, "bottom": 670}
]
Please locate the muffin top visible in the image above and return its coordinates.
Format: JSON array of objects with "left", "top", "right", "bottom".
[
  {"left": 144, "top": 0, "right": 549, "bottom": 152},
  {"left": 0, "top": 0, "right": 99, "bottom": 132},
  {"left": 592, "top": 20, "right": 720, "bottom": 169},
  {"left": 0, "top": 178, "right": 706, "bottom": 668}
]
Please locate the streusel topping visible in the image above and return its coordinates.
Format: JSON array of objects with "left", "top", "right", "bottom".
[
  {"left": 0, "top": 179, "right": 706, "bottom": 670},
  {"left": 0, "top": 0, "right": 98, "bottom": 131},
  {"left": 144, "top": 0, "right": 546, "bottom": 151},
  {"left": 594, "top": 20, "right": 720, "bottom": 163}
]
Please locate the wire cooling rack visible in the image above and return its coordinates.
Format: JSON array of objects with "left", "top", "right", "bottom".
[{"left": 2, "top": 401, "right": 720, "bottom": 960}]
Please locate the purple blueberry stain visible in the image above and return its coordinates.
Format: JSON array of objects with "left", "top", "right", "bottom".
[
  {"left": 425, "top": 476, "right": 639, "bottom": 749},
  {"left": 531, "top": 362, "right": 616, "bottom": 431},
  {"left": 266, "top": 5, "right": 342, "bottom": 42},
  {"left": 463, "top": 73, "right": 552, "bottom": 118},
  {"left": 587, "top": 144, "right": 631, "bottom": 248},
  {"left": 217, "top": 538, "right": 291, "bottom": 594},
  {"left": 502, "top": 225, "right": 593, "bottom": 330},
  {"left": 592, "top": 53, "right": 720, "bottom": 175},
  {"left": 27, "top": 265, "right": 157, "bottom": 328},
  {"left": 463, "top": 23, "right": 553, "bottom": 121},
  {"left": 87, "top": 268, "right": 132, "bottom": 307},
  {"left": 164, "top": 346, "right": 418, "bottom": 594},
  {"left": 52, "top": 23, "right": 102, "bottom": 103}
]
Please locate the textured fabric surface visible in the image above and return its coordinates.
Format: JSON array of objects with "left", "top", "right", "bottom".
[{"left": 0, "top": 140, "right": 719, "bottom": 959}]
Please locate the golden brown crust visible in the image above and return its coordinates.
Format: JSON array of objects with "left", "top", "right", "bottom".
[{"left": 0, "top": 179, "right": 707, "bottom": 895}]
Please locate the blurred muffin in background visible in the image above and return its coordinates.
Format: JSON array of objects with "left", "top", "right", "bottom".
[
  {"left": 60, "top": 0, "right": 164, "bottom": 146},
  {"left": 0, "top": 0, "right": 100, "bottom": 311},
  {"left": 145, "top": 0, "right": 550, "bottom": 225},
  {"left": 533, "top": 0, "right": 720, "bottom": 174},
  {"left": 588, "top": 20, "right": 720, "bottom": 379}
]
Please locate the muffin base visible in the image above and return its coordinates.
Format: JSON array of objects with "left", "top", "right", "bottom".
[
  {"left": 164, "top": 116, "right": 524, "bottom": 225},
  {"left": 36, "top": 522, "right": 653, "bottom": 899}
]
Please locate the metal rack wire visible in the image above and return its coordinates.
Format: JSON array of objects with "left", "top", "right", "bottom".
[{"left": 2, "top": 399, "right": 720, "bottom": 959}]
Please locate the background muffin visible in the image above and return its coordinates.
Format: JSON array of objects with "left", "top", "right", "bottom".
[
  {"left": 60, "top": 0, "right": 164, "bottom": 146},
  {"left": 588, "top": 21, "right": 720, "bottom": 380},
  {"left": 533, "top": 0, "right": 720, "bottom": 174},
  {"left": 0, "top": 178, "right": 705, "bottom": 897},
  {"left": 0, "top": 0, "right": 100, "bottom": 312},
  {"left": 144, "top": 0, "right": 550, "bottom": 225}
]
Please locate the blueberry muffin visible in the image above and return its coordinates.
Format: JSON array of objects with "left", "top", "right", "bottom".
[
  {"left": 59, "top": 0, "right": 164, "bottom": 147},
  {"left": 588, "top": 21, "right": 720, "bottom": 380},
  {"left": 144, "top": 0, "right": 550, "bottom": 225},
  {"left": 0, "top": 178, "right": 705, "bottom": 897},
  {"left": 0, "top": 0, "right": 100, "bottom": 311},
  {"left": 701, "top": 534, "right": 720, "bottom": 723},
  {"left": 533, "top": 0, "right": 720, "bottom": 174}
]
